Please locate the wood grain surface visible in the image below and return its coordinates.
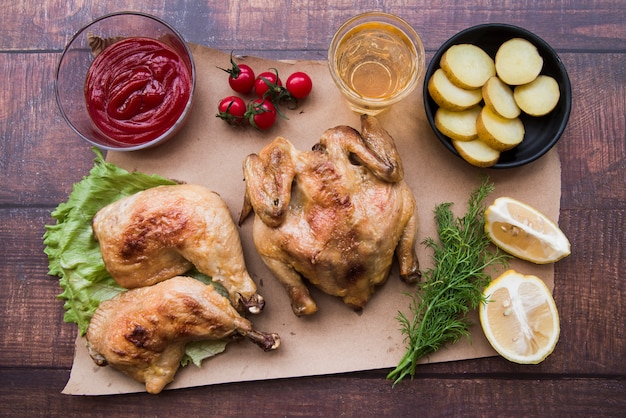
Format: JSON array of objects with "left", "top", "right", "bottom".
[{"left": 1, "top": 1, "right": 624, "bottom": 416}]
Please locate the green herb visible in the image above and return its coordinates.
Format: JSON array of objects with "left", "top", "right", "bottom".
[
  {"left": 43, "top": 148, "right": 226, "bottom": 367},
  {"left": 387, "top": 177, "right": 509, "bottom": 385}
]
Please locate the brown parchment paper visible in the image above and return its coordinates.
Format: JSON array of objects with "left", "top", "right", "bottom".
[{"left": 63, "top": 44, "right": 561, "bottom": 395}]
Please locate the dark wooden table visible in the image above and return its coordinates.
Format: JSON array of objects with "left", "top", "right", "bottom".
[{"left": 1, "top": 1, "right": 624, "bottom": 416}]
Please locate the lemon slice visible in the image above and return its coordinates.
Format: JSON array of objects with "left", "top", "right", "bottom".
[
  {"left": 479, "top": 270, "right": 560, "bottom": 364},
  {"left": 484, "top": 197, "right": 570, "bottom": 264}
]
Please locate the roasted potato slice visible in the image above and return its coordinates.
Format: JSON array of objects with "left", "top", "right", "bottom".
[
  {"left": 482, "top": 76, "right": 521, "bottom": 119},
  {"left": 435, "top": 106, "right": 481, "bottom": 142},
  {"left": 514, "top": 75, "right": 560, "bottom": 116},
  {"left": 440, "top": 44, "right": 496, "bottom": 89},
  {"left": 428, "top": 68, "right": 483, "bottom": 111},
  {"left": 495, "top": 38, "right": 543, "bottom": 85},
  {"left": 452, "top": 138, "right": 500, "bottom": 168},
  {"left": 476, "top": 106, "right": 525, "bottom": 151}
]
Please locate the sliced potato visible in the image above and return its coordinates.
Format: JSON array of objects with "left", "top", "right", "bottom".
[
  {"left": 482, "top": 76, "right": 521, "bottom": 119},
  {"left": 495, "top": 38, "right": 543, "bottom": 85},
  {"left": 514, "top": 75, "right": 560, "bottom": 116},
  {"left": 428, "top": 68, "right": 483, "bottom": 111},
  {"left": 453, "top": 138, "right": 500, "bottom": 168},
  {"left": 440, "top": 44, "right": 496, "bottom": 89},
  {"left": 476, "top": 106, "right": 525, "bottom": 151},
  {"left": 434, "top": 106, "right": 481, "bottom": 141}
]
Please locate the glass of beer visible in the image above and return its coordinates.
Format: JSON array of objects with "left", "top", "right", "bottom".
[{"left": 328, "top": 12, "right": 425, "bottom": 115}]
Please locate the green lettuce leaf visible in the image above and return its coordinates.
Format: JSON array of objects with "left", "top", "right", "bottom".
[
  {"left": 181, "top": 340, "right": 229, "bottom": 367},
  {"left": 43, "top": 147, "right": 226, "bottom": 366}
]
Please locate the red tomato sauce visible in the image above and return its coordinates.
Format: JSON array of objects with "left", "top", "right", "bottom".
[{"left": 85, "top": 37, "right": 192, "bottom": 145}]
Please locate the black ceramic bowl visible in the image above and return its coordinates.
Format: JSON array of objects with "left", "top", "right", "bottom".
[{"left": 423, "top": 23, "right": 572, "bottom": 168}]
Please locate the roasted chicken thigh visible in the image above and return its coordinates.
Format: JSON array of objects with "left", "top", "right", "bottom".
[
  {"left": 86, "top": 276, "right": 280, "bottom": 394},
  {"left": 92, "top": 184, "right": 264, "bottom": 314},
  {"left": 240, "top": 115, "right": 420, "bottom": 316}
]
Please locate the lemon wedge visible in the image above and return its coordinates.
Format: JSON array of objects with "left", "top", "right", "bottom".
[
  {"left": 484, "top": 197, "right": 570, "bottom": 264},
  {"left": 479, "top": 270, "right": 560, "bottom": 364}
]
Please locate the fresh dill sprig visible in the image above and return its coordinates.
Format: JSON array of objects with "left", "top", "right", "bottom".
[{"left": 387, "top": 177, "right": 510, "bottom": 385}]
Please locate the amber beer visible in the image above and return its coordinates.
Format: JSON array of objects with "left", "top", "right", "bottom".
[
  {"left": 335, "top": 22, "right": 417, "bottom": 101},
  {"left": 329, "top": 12, "right": 424, "bottom": 115}
]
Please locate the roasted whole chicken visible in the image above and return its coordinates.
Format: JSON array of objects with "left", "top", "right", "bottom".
[
  {"left": 92, "top": 184, "right": 264, "bottom": 314},
  {"left": 86, "top": 276, "right": 280, "bottom": 394},
  {"left": 240, "top": 115, "right": 420, "bottom": 316}
]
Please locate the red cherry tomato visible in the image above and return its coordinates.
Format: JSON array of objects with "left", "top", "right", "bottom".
[
  {"left": 246, "top": 98, "right": 277, "bottom": 130},
  {"left": 216, "top": 96, "right": 247, "bottom": 126},
  {"left": 286, "top": 72, "right": 313, "bottom": 99},
  {"left": 254, "top": 70, "right": 282, "bottom": 98},
  {"left": 228, "top": 64, "right": 256, "bottom": 94},
  {"left": 218, "top": 54, "right": 256, "bottom": 94}
]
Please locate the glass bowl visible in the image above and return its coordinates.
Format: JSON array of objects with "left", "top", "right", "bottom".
[{"left": 55, "top": 11, "right": 196, "bottom": 151}]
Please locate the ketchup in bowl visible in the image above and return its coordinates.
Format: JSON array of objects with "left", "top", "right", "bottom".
[{"left": 84, "top": 37, "right": 192, "bottom": 146}]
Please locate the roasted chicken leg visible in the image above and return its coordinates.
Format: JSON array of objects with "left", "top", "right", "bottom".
[
  {"left": 86, "top": 276, "right": 280, "bottom": 394},
  {"left": 240, "top": 115, "right": 420, "bottom": 316},
  {"left": 92, "top": 184, "right": 264, "bottom": 313}
]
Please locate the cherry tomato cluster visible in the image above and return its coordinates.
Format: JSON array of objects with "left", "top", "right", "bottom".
[{"left": 216, "top": 54, "right": 313, "bottom": 131}]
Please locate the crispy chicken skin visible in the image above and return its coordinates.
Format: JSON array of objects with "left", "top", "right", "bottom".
[
  {"left": 86, "top": 276, "right": 280, "bottom": 394},
  {"left": 92, "top": 184, "right": 264, "bottom": 314},
  {"left": 240, "top": 115, "right": 420, "bottom": 316}
]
